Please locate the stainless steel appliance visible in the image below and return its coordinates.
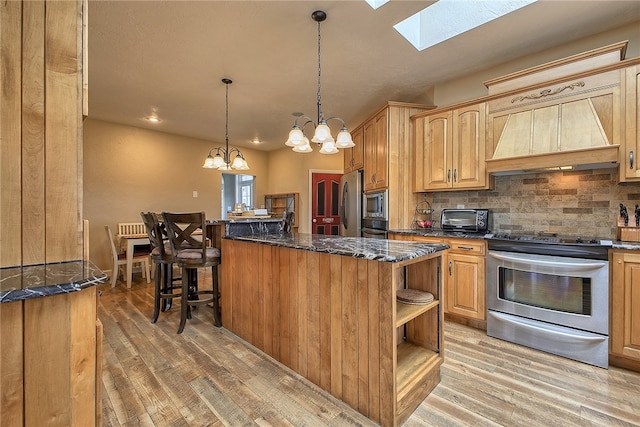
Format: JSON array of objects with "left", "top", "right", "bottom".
[
  {"left": 361, "top": 219, "right": 388, "bottom": 239},
  {"left": 440, "top": 208, "right": 489, "bottom": 233},
  {"left": 362, "top": 190, "right": 388, "bottom": 239},
  {"left": 486, "top": 233, "right": 612, "bottom": 368},
  {"left": 363, "top": 190, "right": 388, "bottom": 220},
  {"left": 339, "top": 170, "right": 362, "bottom": 237}
]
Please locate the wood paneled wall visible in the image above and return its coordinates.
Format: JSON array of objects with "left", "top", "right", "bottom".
[
  {"left": 0, "top": 0, "right": 84, "bottom": 268},
  {"left": 1, "top": 2, "right": 94, "bottom": 426}
]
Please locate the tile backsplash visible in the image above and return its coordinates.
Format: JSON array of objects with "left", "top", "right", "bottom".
[{"left": 425, "top": 168, "right": 640, "bottom": 239}]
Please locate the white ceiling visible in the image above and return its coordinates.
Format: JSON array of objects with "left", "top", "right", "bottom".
[{"left": 88, "top": 0, "right": 640, "bottom": 153}]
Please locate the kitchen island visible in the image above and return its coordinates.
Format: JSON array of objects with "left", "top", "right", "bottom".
[
  {"left": 221, "top": 233, "right": 448, "bottom": 427},
  {"left": 0, "top": 261, "right": 108, "bottom": 426}
]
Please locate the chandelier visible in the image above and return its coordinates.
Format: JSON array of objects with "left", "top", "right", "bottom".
[
  {"left": 284, "top": 10, "right": 354, "bottom": 154},
  {"left": 202, "top": 78, "right": 250, "bottom": 170}
]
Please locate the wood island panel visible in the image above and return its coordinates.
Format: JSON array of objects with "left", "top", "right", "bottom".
[{"left": 221, "top": 239, "right": 443, "bottom": 427}]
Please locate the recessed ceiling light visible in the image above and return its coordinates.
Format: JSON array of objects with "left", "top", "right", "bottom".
[{"left": 145, "top": 108, "right": 161, "bottom": 123}]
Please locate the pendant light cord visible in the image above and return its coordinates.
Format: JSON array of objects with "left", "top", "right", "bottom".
[
  {"left": 225, "top": 81, "right": 230, "bottom": 163},
  {"left": 316, "top": 18, "right": 323, "bottom": 123}
]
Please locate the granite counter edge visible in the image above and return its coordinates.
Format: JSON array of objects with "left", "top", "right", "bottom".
[{"left": 0, "top": 260, "right": 109, "bottom": 304}]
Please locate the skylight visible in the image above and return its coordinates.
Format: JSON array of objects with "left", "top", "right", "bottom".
[
  {"left": 364, "top": 0, "right": 390, "bottom": 10},
  {"left": 394, "top": 0, "right": 537, "bottom": 51}
]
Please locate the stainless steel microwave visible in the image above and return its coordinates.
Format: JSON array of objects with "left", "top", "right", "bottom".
[{"left": 363, "top": 190, "right": 388, "bottom": 220}]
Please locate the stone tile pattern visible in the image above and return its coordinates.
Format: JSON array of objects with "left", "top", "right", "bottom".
[{"left": 427, "top": 168, "right": 640, "bottom": 239}]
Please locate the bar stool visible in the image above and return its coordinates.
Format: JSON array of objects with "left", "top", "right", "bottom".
[
  {"left": 162, "top": 211, "right": 221, "bottom": 333},
  {"left": 140, "top": 212, "right": 180, "bottom": 323}
]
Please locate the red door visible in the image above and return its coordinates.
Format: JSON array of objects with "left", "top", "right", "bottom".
[{"left": 311, "top": 173, "right": 342, "bottom": 235}]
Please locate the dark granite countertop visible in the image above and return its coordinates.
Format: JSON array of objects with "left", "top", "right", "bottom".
[
  {"left": 389, "top": 229, "right": 490, "bottom": 240},
  {"left": 612, "top": 242, "right": 640, "bottom": 250},
  {"left": 0, "top": 260, "right": 108, "bottom": 304},
  {"left": 392, "top": 229, "right": 640, "bottom": 251},
  {"left": 207, "top": 218, "right": 282, "bottom": 224},
  {"left": 225, "top": 233, "right": 449, "bottom": 262}
]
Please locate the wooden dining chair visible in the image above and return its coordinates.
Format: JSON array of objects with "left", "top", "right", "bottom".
[
  {"left": 162, "top": 211, "right": 221, "bottom": 333},
  {"left": 104, "top": 225, "right": 151, "bottom": 288}
]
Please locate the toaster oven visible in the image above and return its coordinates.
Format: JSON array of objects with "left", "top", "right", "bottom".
[{"left": 440, "top": 209, "right": 489, "bottom": 233}]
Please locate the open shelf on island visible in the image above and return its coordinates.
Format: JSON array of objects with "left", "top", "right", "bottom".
[
  {"left": 396, "top": 299, "right": 439, "bottom": 327},
  {"left": 396, "top": 341, "right": 440, "bottom": 401}
]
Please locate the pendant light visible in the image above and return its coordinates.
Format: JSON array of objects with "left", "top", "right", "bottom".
[
  {"left": 284, "top": 10, "right": 354, "bottom": 154},
  {"left": 203, "top": 78, "right": 250, "bottom": 170}
]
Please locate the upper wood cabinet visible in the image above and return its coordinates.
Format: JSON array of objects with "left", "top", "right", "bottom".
[
  {"left": 413, "top": 103, "right": 489, "bottom": 191},
  {"left": 622, "top": 65, "right": 640, "bottom": 182},
  {"left": 356, "top": 102, "right": 434, "bottom": 229},
  {"left": 343, "top": 125, "right": 364, "bottom": 173},
  {"left": 363, "top": 108, "right": 389, "bottom": 191}
]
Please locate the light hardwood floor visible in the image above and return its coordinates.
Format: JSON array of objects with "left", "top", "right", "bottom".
[{"left": 100, "top": 274, "right": 640, "bottom": 427}]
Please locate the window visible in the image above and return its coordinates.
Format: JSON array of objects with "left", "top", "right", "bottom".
[{"left": 222, "top": 173, "right": 255, "bottom": 218}]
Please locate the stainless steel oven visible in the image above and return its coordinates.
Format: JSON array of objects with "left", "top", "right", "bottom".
[
  {"left": 486, "top": 235, "right": 611, "bottom": 368},
  {"left": 362, "top": 218, "right": 388, "bottom": 239}
]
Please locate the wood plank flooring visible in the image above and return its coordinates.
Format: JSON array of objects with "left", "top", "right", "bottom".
[{"left": 100, "top": 273, "right": 640, "bottom": 426}]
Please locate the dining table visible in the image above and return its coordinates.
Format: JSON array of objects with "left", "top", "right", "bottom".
[{"left": 116, "top": 233, "right": 151, "bottom": 288}]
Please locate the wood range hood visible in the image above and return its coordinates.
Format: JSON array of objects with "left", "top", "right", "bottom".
[{"left": 484, "top": 41, "right": 627, "bottom": 175}]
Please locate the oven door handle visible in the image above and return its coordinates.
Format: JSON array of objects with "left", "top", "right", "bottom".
[
  {"left": 488, "top": 251, "right": 607, "bottom": 271},
  {"left": 362, "top": 228, "right": 387, "bottom": 236},
  {"left": 489, "top": 311, "right": 608, "bottom": 343}
]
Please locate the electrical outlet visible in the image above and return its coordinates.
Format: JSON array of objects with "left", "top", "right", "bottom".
[
  {"left": 193, "top": 191, "right": 198, "bottom": 198},
  {"left": 457, "top": 204, "right": 464, "bottom": 209}
]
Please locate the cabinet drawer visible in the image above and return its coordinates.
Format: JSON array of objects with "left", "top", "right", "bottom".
[
  {"left": 446, "top": 238, "right": 485, "bottom": 255},
  {"left": 411, "top": 236, "right": 446, "bottom": 245}
]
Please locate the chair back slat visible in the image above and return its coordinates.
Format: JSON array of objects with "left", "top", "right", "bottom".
[
  {"left": 140, "top": 212, "right": 164, "bottom": 251},
  {"left": 118, "top": 222, "right": 147, "bottom": 236},
  {"left": 162, "top": 212, "right": 207, "bottom": 254},
  {"left": 104, "top": 225, "right": 120, "bottom": 261}
]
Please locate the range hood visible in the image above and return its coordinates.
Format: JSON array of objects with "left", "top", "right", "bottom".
[
  {"left": 484, "top": 41, "right": 625, "bottom": 176},
  {"left": 486, "top": 98, "right": 620, "bottom": 175},
  {"left": 486, "top": 146, "right": 619, "bottom": 176}
]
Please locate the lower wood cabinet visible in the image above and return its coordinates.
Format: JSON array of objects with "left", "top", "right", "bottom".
[
  {"left": 391, "top": 233, "right": 486, "bottom": 328},
  {"left": 610, "top": 250, "right": 640, "bottom": 371}
]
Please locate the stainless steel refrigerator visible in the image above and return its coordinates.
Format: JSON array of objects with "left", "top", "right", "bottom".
[{"left": 339, "top": 170, "right": 362, "bottom": 237}]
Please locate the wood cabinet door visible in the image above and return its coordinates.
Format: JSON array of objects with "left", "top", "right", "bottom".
[
  {"left": 452, "top": 104, "right": 486, "bottom": 189},
  {"left": 446, "top": 252, "right": 485, "bottom": 320},
  {"left": 420, "top": 111, "right": 452, "bottom": 191},
  {"left": 344, "top": 126, "right": 364, "bottom": 173},
  {"left": 372, "top": 109, "right": 388, "bottom": 190},
  {"left": 364, "top": 109, "right": 389, "bottom": 191},
  {"left": 363, "top": 119, "right": 377, "bottom": 190},
  {"left": 622, "top": 65, "right": 640, "bottom": 182},
  {"left": 611, "top": 251, "right": 640, "bottom": 362}
]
